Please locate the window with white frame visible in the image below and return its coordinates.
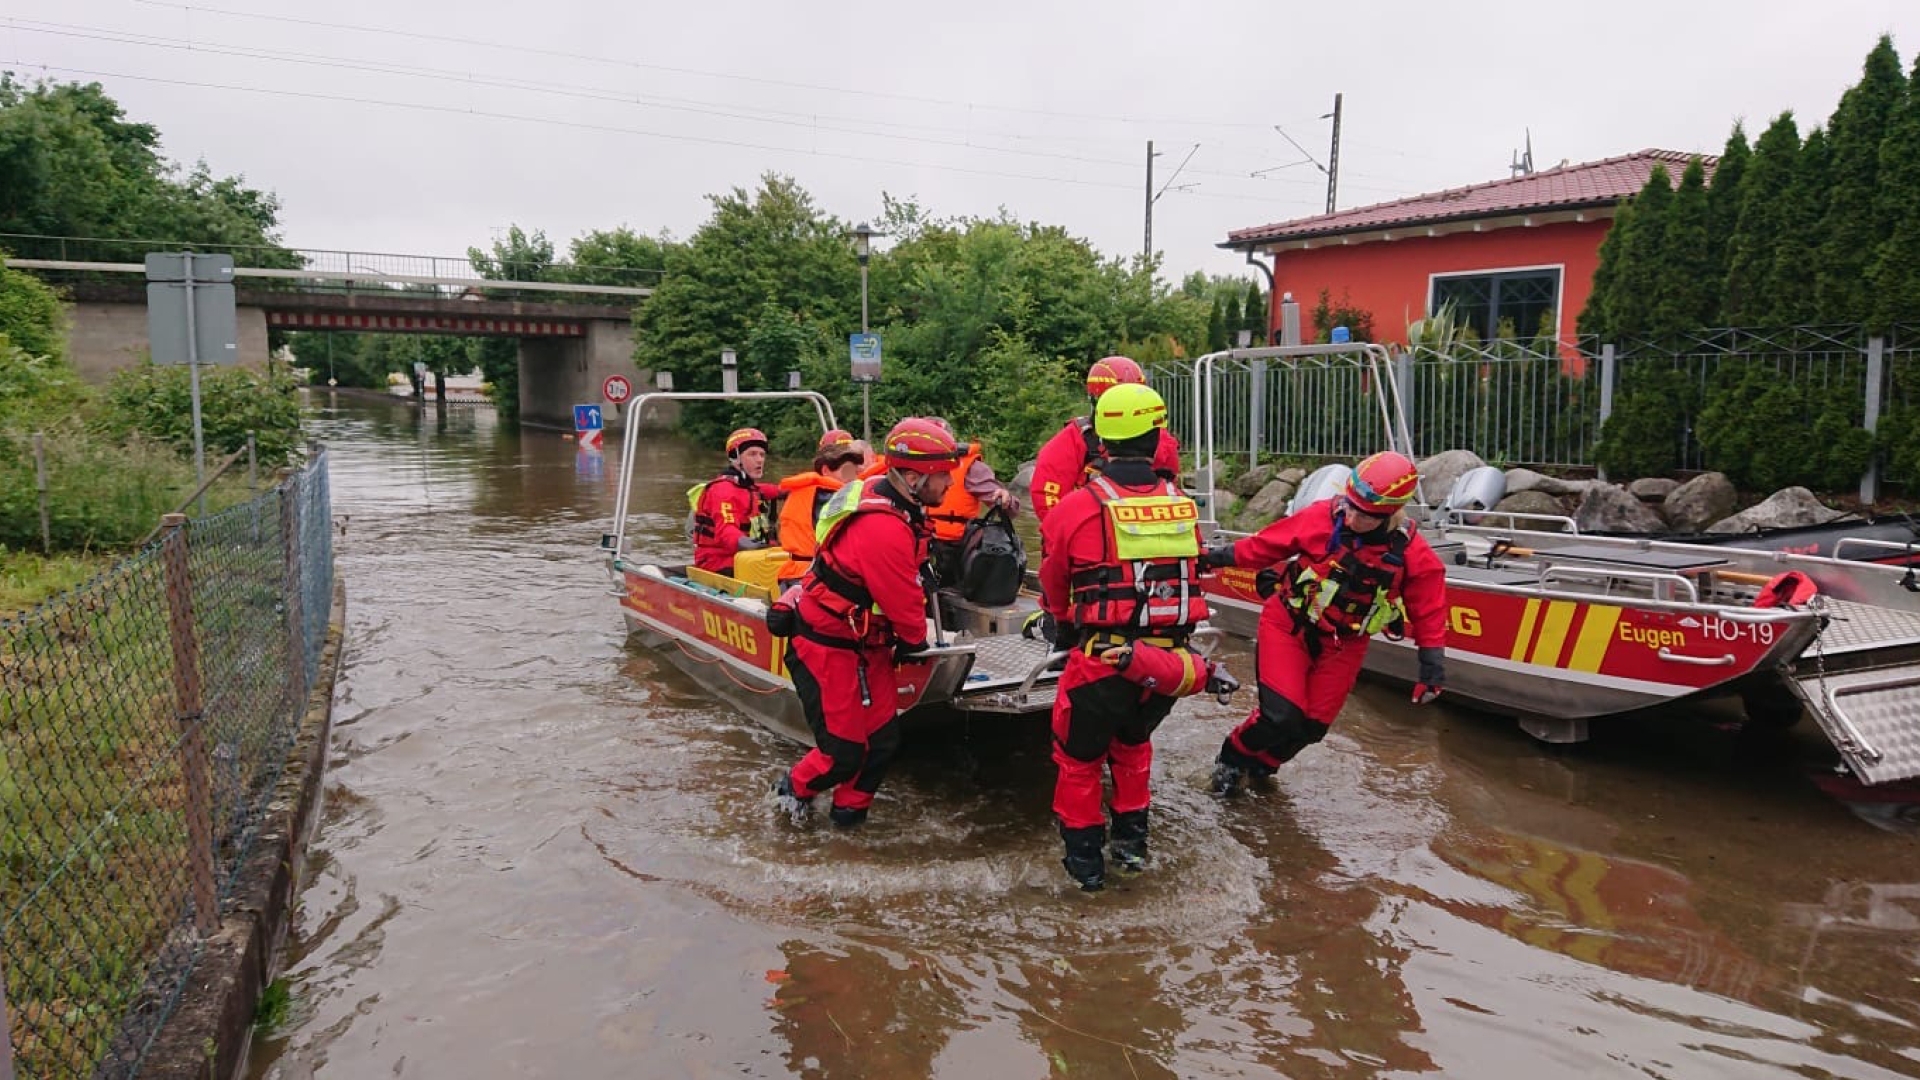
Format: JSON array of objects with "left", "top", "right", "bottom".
[{"left": 1430, "top": 267, "right": 1561, "bottom": 340}]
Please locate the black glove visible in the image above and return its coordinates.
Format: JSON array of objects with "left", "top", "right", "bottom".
[
  {"left": 1412, "top": 646, "right": 1445, "bottom": 705},
  {"left": 1204, "top": 663, "right": 1240, "bottom": 704},
  {"left": 736, "top": 536, "right": 769, "bottom": 551},
  {"left": 1021, "top": 610, "right": 1059, "bottom": 644},
  {"left": 892, "top": 640, "right": 930, "bottom": 666},
  {"left": 1254, "top": 567, "right": 1283, "bottom": 599},
  {"left": 1198, "top": 538, "right": 1237, "bottom": 570}
]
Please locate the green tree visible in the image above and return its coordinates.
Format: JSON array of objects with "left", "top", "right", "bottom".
[
  {"left": 1578, "top": 199, "right": 1631, "bottom": 339},
  {"left": 1206, "top": 296, "right": 1227, "bottom": 352},
  {"left": 1600, "top": 165, "right": 1676, "bottom": 340},
  {"left": 560, "top": 226, "right": 670, "bottom": 293},
  {"left": 1772, "top": 127, "right": 1830, "bottom": 323},
  {"left": 96, "top": 361, "right": 304, "bottom": 463},
  {"left": 1243, "top": 281, "right": 1267, "bottom": 344},
  {"left": 1814, "top": 35, "right": 1908, "bottom": 322},
  {"left": 0, "top": 257, "right": 65, "bottom": 362},
  {"left": 1705, "top": 124, "right": 1750, "bottom": 305},
  {"left": 1869, "top": 54, "right": 1920, "bottom": 328},
  {"left": 1723, "top": 113, "right": 1801, "bottom": 325},
  {"left": 1654, "top": 158, "right": 1716, "bottom": 333},
  {"left": 1596, "top": 364, "right": 1692, "bottom": 477},
  {"left": 467, "top": 225, "right": 561, "bottom": 414},
  {"left": 1222, "top": 293, "right": 1242, "bottom": 346}
]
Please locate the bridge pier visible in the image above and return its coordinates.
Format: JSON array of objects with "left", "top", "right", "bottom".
[{"left": 517, "top": 318, "right": 667, "bottom": 433}]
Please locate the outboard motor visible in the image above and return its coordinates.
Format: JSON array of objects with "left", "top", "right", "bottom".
[
  {"left": 1441, "top": 466, "right": 1507, "bottom": 525},
  {"left": 1287, "top": 463, "right": 1352, "bottom": 516}
]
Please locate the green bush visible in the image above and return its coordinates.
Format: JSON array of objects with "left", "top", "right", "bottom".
[
  {"left": 1697, "top": 362, "right": 1873, "bottom": 490},
  {"left": 0, "top": 336, "right": 88, "bottom": 430},
  {"left": 0, "top": 262, "right": 66, "bottom": 364},
  {"left": 0, "top": 431, "right": 194, "bottom": 550},
  {"left": 1596, "top": 364, "right": 1692, "bottom": 478},
  {"left": 96, "top": 361, "right": 304, "bottom": 463}
]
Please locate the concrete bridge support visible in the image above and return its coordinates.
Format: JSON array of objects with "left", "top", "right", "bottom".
[{"left": 517, "top": 318, "right": 666, "bottom": 433}]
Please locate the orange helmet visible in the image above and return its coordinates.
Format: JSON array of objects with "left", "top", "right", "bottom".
[
  {"left": 1085, "top": 355, "right": 1145, "bottom": 399},
  {"left": 882, "top": 417, "right": 959, "bottom": 475},
  {"left": 815, "top": 428, "right": 856, "bottom": 456},
  {"left": 725, "top": 427, "right": 769, "bottom": 457},
  {"left": 1345, "top": 451, "right": 1420, "bottom": 513}
]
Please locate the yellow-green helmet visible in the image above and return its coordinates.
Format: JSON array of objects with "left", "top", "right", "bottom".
[{"left": 1094, "top": 383, "right": 1169, "bottom": 442}]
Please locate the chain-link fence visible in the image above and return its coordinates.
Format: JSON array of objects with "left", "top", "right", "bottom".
[{"left": 1, "top": 450, "right": 333, "bottom": 1079}]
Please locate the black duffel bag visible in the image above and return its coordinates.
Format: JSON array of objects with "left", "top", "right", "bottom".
[{"left": 956, "top": 506, "right": 1026, "bottom": 606}]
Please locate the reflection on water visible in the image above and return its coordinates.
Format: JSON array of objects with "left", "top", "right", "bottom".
[{"left": 254, "top": 392, "right": 1920, "bottom": 1079}]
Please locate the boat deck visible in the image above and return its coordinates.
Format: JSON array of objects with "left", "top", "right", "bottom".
[
  {"left": 1815, "top": 598, "right": 1920, "bottom": 657},
  {"left": 953, "top": 633, "right": 1058, "bottom": 714}
]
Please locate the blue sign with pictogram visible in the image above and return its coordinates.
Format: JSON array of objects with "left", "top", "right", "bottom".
[
  {"left": 849, "top": 333, "right": 882, "bottom": 383},
  {"left": 574, "top": 404, "right": 604, "bottom": 450}
]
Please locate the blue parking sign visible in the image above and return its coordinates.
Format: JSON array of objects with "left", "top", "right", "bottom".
[{"left": 574, "top": 404, "right": 603, "bottom": 431}]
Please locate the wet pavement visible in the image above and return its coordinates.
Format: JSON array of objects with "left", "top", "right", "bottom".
[{"left": 252, "top": 392, "right": 1920, "bottom": 1079}]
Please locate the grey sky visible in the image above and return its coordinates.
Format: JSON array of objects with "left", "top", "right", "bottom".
[{"left": 8, "top": 1, "right": 1918, "bottom": 283}]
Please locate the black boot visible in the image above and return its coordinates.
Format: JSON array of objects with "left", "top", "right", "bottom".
[
  {"left": 829, "top": 805, "right": 869, "bottom": 828},
  {"left": 1211, "top": 740, "right": 1267, "bottom": 797},
  {"left": 772, "top": 774, "right": 814, "bottom": 824},
  {"left": 1109, "top": 808, "right": 1149, "bottom": 873},
  {"left": 1059, "top": 824, "right": 1107, "bottom": 892}
]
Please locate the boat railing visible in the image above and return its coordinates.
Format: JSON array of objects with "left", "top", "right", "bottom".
[
  {"left": 1833, "top": 536, "right": 1920, "bottom": 562},
  {"left": 602, "top": 389, "right": 839, "bottom": 567},
  {"left": 1431, "top": 509, "right": 1581, "bottom": 535},
  {"left": 1539, "top": 565, "right": 1700, "bottom": 604}
]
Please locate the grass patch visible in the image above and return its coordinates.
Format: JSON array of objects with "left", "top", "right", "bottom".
[
  {"left": 254, "top": 978, "right": 291, "bottom": 1031},
  {"left": 0, "top": 548, "right": 117, "bottom": 619}
]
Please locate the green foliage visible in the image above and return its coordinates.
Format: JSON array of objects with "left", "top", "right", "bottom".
[
  {"left": 0, "top": 335, "right": 87, "bottom": 430},
  {"left": 97, "top": 362, "right": 304, "bottom": 463},
  {"left": 1697, "top": 363, "right": 1872, "bottom": 490},
  {"left": 1222, "top": 293, "right": 1242, "bottom": 345},
  {"left": 1815, "top": 35, "right": 1907, "bottom": 323},
  {"left": 1595, "top": 364, "right": 1692, "bottom": 477},
  {"left": 1706, "top": 124, "right": 1750, "bottom": 291},
  {"left": 561, "top": 226, "right": 668, "bottom": 290},
  {"left": 1309, "top": 289, "right": 1375, "bottom": 343},
  {"left": 1206, "top": 296, "right": 1227, "bottom": 351},
  {"left": 1772, "top": 127, "right": 1830, "bottom": 325},
  {"left": 1597, "top": 165, "right": 1677, "bottom": 340},
  {"left": 1659, "top": 160, "right": 1717, "bottom": 332},
  {"left": 1723, "top": 113, "right": 1802, "bottom": 325},
  {"left": 282, "top": 331, "right": 388, "bottom": 389},
  {"left": 1243, "top": 282, "right": 1268, "bottom": 343},
  {"left": 1870, "top": 55, "right": 1920, "bottom": 329},
  {"left": 0, "top": 259, "right": 66, "bottom": 363},
  {"left": 0, "top": 431, "right": 195, "bottom": 550}
]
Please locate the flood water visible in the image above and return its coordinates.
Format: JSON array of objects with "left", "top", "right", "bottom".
[{"left": 252, "top": 392, "right": 1920, "bottom": 1079}]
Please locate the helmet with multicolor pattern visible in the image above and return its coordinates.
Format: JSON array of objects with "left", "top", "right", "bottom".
[{"left": 1345, "top": 451, "right": 1420, "bottom": 514}]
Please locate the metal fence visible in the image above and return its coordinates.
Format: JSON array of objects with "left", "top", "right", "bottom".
[
  {"left": 1153, "top": 325, "right": 1920, "bottom": 493},
  {"left": 1, "top": 451, "right": 333, "bottom": 1079}
]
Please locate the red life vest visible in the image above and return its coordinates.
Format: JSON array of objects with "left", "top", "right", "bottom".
[
  {"left": 1067, "top": 475, "right": 1209, "bottom": 633},
  {"left": 801, "top": 479, "right": 926, "bottom": 646},
  {"left": 688, "top": 468, "right": 769, "bottom": 545},
  {"left": 1281, "top": 520, "right": 1411, "bottom": 637}
]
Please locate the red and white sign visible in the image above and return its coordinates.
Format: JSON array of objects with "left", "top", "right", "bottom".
[{"left": 601, "top": 374, "right": 633, "bottom": 404}]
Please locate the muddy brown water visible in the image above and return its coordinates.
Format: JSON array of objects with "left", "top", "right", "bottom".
[{"left": 251, "top": 393, "right": 1920, "bottom": 1079}]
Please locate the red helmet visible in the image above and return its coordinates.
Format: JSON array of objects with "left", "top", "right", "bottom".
[
  {"left": 1085, "top": 355, "right": 1145, "bottom": 399},
  {"left": 1345, "top": 451, "right": 1420, "bottom": 514},
  {"left": 815, "top": 428, "right": 856, "bottom": 455},
  {"left": 882, "top": 417, "right": 959, "bottom": 475},
  {"left": 725, "top": 427, "right": 769, "bottom": 457}
]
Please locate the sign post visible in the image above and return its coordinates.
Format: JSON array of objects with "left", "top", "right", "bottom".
[
  {"left": 849, "top": 333, "right": 882, "bottom": 444},
  {"left": 146, "top": 253, "right": 237, "bottom": 514},
  {"left": 574, "top": 403, "right": 605, "bottom": 451}
]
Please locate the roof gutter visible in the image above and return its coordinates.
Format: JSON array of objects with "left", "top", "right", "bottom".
[{"left": 1218, "top": 197, "right": 1623, "bottom": 252}]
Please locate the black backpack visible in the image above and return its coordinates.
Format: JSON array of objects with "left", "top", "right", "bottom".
[{"left": 957, "top": 506, "right": 1026, "bottom": 606}]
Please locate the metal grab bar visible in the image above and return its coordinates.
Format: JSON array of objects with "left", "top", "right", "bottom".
[
  {"left": 1833, "top": 537, "right": 1920, "bottom": 561},
  {"left": 1016, "top": 650, "right": 1071, "bottom": 702},
  {"left": 1538, "top": 565, "right": 1699, "bottom": 604},
  {"left": 1656, "top": 647, "right": 1734, "bottom": 666},
  {"left": 1436, "top": 509, "right": 1580, "bottom": 534},
  {"left": 1188, "top": 626, "right": 1224, "bottom": 658}
]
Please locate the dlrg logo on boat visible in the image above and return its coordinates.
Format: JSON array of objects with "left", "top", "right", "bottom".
[{"left": 702, "top": 610, "right": 760, "bottom": 655}]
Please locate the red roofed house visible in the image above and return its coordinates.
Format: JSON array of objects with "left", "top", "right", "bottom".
[{"left": 1222, "top": 149, "right": 1715, "bottom": 346}]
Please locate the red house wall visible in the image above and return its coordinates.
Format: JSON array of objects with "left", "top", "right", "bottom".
[{"left": 1266, "top": 218, "right": 1612, "bottom": 345}]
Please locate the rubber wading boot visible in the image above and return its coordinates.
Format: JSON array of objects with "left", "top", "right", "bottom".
[
  {"left": 1109, "top": 808, "right": 1149, "bottom": 873},
  {"left": 772, "top": 774, "right": 814, "bottom": 824},
  {"left": 1209, "top": 762, "right": 1247, "bottom": 797},
  {"left": 1060, "top": 824, "right": 1107, "bottom": 892},
  {"left": 1247, "top": 764, "right": 1279, "bottom": 790},
  {"left": 829, "top": 805, "right": 869, "bottom": 829}
]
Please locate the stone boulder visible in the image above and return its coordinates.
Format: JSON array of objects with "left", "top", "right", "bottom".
[
  {"left": 1418, "top": 450, "right": 1487, "bottom": 507},
  {"left": 1574, "top": 484, "right": 1668, "bottom": 534},
  {"left": 1491, "top": 490, "right": 1569, "bottom": 529},
  {"left": 1276, "top": 466, "right": 1308, "bottom": 487},
  {"left": 1662, "top": 472, "right": 1736, "bottom": 534},
  {"left": 1232, "top": 462, "right": 1277, "bottom": 499},
  {"left": 1238, "top": 478, "right": 1297, "bottom": 528},
  {"left": 1627, "top": 477, "right": 1680, "bottom": 503},
  {"left": 1503, "top": 467, "right": 1595, "bottom": 497},
  {"left": 1705, "top": 487, "right": 1844, "bottom": 534}
]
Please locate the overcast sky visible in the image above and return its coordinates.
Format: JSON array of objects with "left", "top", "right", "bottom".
[{"left": 7, "top": 1, "right": 1918, "bottom": 284}]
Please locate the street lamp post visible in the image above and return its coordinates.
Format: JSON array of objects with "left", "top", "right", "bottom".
[{"left": 853, "top": 222, "right": 875, "bottom": 443}]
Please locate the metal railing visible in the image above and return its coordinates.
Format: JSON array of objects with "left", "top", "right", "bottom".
[{"left": 0, "top": 451, "right": 333, "bottom": 1079}]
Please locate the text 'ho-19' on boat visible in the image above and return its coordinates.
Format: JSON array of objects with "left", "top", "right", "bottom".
[
  {"left": 1179, "top": 343, "right": 1920, "bottom": 788},
  {"left": 599, "top": 389, "right": 1063, "bottom": 745}
]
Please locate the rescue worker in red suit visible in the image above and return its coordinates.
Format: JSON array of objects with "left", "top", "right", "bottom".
[
  {"left": 691, "top": 427, "right": 782, "bottom": 575},
  {"left": 1038, "top": 384, "right": 1238, "bottom": 890},
  {"left": 1029, "top": 356, "right": 1184, "bottom": 526},
  {"left": 772, "top": 417, "right": 958, "bottom": 828},
  {"left": 1198, "top": 451, "right": 1449, "bottom": 795}
]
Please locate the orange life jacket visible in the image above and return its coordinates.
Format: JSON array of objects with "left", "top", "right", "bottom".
[
  {"left": 776, "top": 471, "right": 843, "bottom": 558},
  {"left": 1067, "top": 475, "right": 1208, "bottom": 633},
  {"left": 926, "top": 442, "right": 984, "bottom": 542}
]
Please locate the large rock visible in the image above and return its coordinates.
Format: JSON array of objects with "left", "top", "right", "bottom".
[
  {"left": 1705, "top": 487, "right": 1844, "bottom": 534},
  {"left": 1574, "top": 483, "right": 1668, "bottom": 534},
  {"left": 1238, "top": 478, "right": 1297, "bottom": 527},
  {"left": 1232, "top": 462, "right": 1277, "bottom": 499},
  {"left": 1662, "top": 472, "right": 1736, "bottom": 534},
  {"left": 1276, "top": 466, "right": 1308, "bottom": 487},
  {"left": 1491, "top": 490, "right": 1570, "bottom": 529},
  {"left": 1418, "top": 450, "right": 1487, "bottom": 507},
  {"left": 1505, "top": 468, "right": 1597, "bottom": 497},
  {"left": 1628, "top": 477, "right": 1680, "bottom": 503}
]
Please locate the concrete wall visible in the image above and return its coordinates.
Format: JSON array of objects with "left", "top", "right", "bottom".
[
  {"left": 517, "top": 318, "right": 669, "bottom": 432},
  {"left": 66, "top": 299, "right": 271, "bottom": 383}
]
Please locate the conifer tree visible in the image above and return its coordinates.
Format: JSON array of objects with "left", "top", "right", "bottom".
[
  {"left": 1773, "top": 128, "right": 1830, "bottom": 323},
  {"left": 1869, "top": 54, "right": 1920, "bottom": 329},
  {"left": 1656, "top": 158, "right": 1716, "bottom": 335},
  {"left": 1206, "top": 295, "right": 1228, "bottom": 351},
  {"left": 1577, "top": 199, "right": 1631, "bottom": 339},
  {"left": 1601, "top": 165, "right": 1675, "bottom": 340},
  {"left": 1705, "top": 124, "right": 1750, "bottom": 312},
  {"left": 1723, "top": 112, "right": 1801, "bottom": 325},
  {"left": 1223, "top": 293, "right": 1242, "bottom": 345},
  {"left": 1814, "top": 35, "right": 1906, "bottom": 322},
  {"left": 1243, "top": 282, "right": 1267, "bottom": 344}
]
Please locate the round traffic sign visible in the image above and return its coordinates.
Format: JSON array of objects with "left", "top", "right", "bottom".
[{"left": 601, "top": 374, "right": 633, "bottom": 404}]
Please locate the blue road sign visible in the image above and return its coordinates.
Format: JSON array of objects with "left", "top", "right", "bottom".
[
  {"left": 574, "top": 404, "right": 604, "bottom": 431},
  {"left": 849, "top": 333, "right": 882, "bottom": 382}
]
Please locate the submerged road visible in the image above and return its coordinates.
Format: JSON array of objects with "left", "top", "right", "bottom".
[{"left": 254, "top": 392, "right": 1920, "bottom": 1079}]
